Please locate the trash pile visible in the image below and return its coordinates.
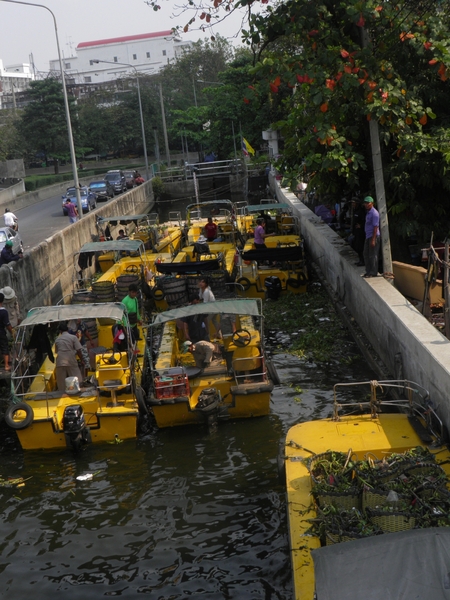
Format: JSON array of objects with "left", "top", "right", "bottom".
[{"left": 307, "top": 447, "right": 450, "bottom": 545}]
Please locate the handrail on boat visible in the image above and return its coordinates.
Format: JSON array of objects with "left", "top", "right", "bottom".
[{"left": 332, "top": 379, "right": 444, "bottom": 444}]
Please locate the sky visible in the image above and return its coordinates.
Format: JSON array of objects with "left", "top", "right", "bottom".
[{"left": 0, "top": 0, "right": 247, "bottom": 71}]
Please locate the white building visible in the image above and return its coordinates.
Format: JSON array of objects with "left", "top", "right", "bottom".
[
  {"left": 49, "top": 30, "right": 192, "bottom": 90},
  {"left": 0, "top": 60, "right": 35, "bottom": 109}
]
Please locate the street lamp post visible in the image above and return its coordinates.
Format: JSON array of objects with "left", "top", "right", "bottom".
[
  {"left": 1, "top": 0, "right": 83, "bottom": 218},
  {"left": 92, "top": 59, "right": 150, "bottom": 181}
]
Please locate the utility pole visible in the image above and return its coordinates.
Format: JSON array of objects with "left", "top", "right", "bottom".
[
  {"left": 159, "top": 82, "right": 171, "bottom": 168},
  {"left": 361, "top": 27, "right": 393, "bottom": 277}
]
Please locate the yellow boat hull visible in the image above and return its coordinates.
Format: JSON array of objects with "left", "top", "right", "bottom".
[{"left": 285, "top": 412, "right": 450, "bottom": 600}]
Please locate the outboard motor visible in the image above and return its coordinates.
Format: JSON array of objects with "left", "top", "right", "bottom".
[
  {"left": 265, "top": 276, "right": 282, "bottom": 300},
  {"left": 63, "top": 404, "right": 91, "bottom": 451},
  {"left": 196, "top": 388, "right": 221, "bottom": 430}
]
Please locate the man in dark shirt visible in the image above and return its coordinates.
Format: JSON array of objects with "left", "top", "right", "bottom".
[
  {"left": 0, "top": 240, "right": 22, "bottom": 266},
  {"left": 204, "top": 217, "right": 218, "bottom": 242}
]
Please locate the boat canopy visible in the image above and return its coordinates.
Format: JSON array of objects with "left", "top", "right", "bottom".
[
  {"left": 156, "top": 258, "right": 221, "bottom": 274},
  {"left": 151, "top": 299, "right": 261, "bottom": 325},
  {"left": 186, "top": 200, "right": 234, "bottom": 222},
  {"left": 242, "top": 245, "right": 303, "bottom": 262},
  {"left": 19, "top": 303, "right": 126, "bottom": 328},
  {"left": 246, "top": 203, "right": 291, "bottom": 213},
  {"left": 312, "top": 528, "right": 450, "bottom": 600},
  {"left": 78, "top": 240, "right": 145, "bottom": 254},
  {"left": 96, "top": 215, "right": 149, "bottom": 223}
]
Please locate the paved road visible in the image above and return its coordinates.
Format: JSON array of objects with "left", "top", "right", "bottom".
[{"left": 11, "top": 193, "right": 112, "bottom": 251}]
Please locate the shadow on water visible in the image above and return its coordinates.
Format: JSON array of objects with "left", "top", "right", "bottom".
[{"left": 0, "top": 300, "right": 377, "bottom": 598}]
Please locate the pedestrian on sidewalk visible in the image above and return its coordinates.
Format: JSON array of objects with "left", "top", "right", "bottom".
[{"left": 363, "top": 196, "right": 380, "bottom": 278}]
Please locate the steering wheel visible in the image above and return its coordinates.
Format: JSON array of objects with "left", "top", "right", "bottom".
[
  {"left": 232, "top": 329, "right": 252, "bottom": 347},
  {"left": 126, "top": 264, "right": 139, "bottom": 274},
  {"left": 101, "top": 349, "right": 122, "bottom": 365}
]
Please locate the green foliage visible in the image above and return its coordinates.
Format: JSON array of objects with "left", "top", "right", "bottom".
[
  {"left": 263, "top": 284, "right": 348, "bottom": 362},
  {"left": 151, "top": 176, "right": 165, "bottom": 199},
  {"left": 243, "top": 0, "right": 450, "bottom": 239},
  {"left": 18, "top": 77, "right": 78, "bottom": 173},
  {"left": 0, "top": 110, "right": 23, "bottom": 161}
]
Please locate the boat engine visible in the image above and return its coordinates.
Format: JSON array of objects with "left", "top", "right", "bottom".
[
  {"left": 265, "top": 276, "right": 282, "bottom": 300},
  {"left": 196, "top": 388, "right": 221, "bottom": 429},
  {"left": 63, "top": 404, "right": 91, "bottom": 451}
]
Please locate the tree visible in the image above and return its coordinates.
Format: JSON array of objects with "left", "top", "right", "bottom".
[
  {"left": 243, "top": 0, "right": 450, "bottom": 240},
  {"left": 18, "top": 77, "right": 78, "bottom": 174},
  {"left": 0, "top": 109, "right": 23, "bottom": 161}
]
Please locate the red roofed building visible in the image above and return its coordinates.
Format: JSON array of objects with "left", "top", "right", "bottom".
[{"left": 49, "top": 30, "right": 192, "bottom": 94}]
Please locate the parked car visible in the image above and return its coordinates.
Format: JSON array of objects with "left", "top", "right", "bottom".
[
  {"left": 104, "top": 170, "right": 126, "bottom": 194},
  {"left": 89, "top": 180, "right": 115, "bottom": 201},
  {"left": 62, "top": 186, "right": 97, "bottom": 215},
  {"left": 0, "top": 227, "right": 23, "bottom": 254},
  {"left": 123, "top": 170, "right": 136, "bottom": 189}
]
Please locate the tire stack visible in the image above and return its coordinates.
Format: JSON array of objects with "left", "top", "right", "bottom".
[
  {"left": 160, "top": 276, "right": 189, "bottom": 308},
  {"left": 187, "top": 275, "right": 202, "bottom": 301},
  {"left": 72, "top": 291, "right": 96, "bottom": 304},
  {"left": 208, "top": 270, "right": 229, "bottom": 298},
  {"left": 92, "top": 280, "right": 116, "bottom": 303},
  {"left": 116, "top": 274, "right": 140, "bottom": 302}
]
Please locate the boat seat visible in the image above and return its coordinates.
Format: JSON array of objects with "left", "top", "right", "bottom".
[{"left": 102, "top": 379, "right": 124, "bottom": 388}]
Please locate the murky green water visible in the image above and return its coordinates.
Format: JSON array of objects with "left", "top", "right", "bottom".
[{"left": 0, "top": 343, "right": 376, "bottom": 598}]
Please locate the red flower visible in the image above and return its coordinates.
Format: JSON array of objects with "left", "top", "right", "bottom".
[
  {"left": 356, "top": 13, "right": 365, "bottom": 27},
  {"left": 340, "top": 49, "right": 349, "bottom": 59}
]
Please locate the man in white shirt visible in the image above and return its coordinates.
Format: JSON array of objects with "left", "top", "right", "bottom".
[{"left": 4, "top": 209, "right": 17, "bottom": 229}]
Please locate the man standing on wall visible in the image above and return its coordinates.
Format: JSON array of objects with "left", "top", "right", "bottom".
[{"left": 363, "top": 196, "right": 380, "bottom": 278}]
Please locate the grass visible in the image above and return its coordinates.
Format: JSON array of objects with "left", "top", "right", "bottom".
[{"left": 263, "top": 282, "right": 350, "bottom": 362}]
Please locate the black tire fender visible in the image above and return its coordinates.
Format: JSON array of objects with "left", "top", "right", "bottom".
[
  {"left": 237, "top": 277, "right": 252, "bottom": 292},
  {"left": 266, "top": 359, "right": 281, "bottom": 385},
  {"left": 5, "top": 402, "right": 34, "bottom": 430},
  {"left": 135, "top": 386, "right": 149, "bottom": 415},
  {"left": 151, "top": 285, "right": 165, "bottom": 301}
]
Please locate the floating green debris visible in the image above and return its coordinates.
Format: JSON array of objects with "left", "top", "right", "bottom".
[{"left": 0, "top": 476, "right": 31, "bottom": 488}]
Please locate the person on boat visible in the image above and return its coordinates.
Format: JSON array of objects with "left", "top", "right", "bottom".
[
  {"left": 112, "top": 323, "right": 128, "bottom": 352},
  {"left": 0, "top": 286, "right": 21, "bottom": 328},
  {"left": 68, "top": 318, "right": 92, "bottom": 378},
  {"left": 0, "top": 240, "right": 23, "bottom": 266},
  {"left": 182, "top": 339, "right": 221, "bottom": 369},
  {"left": 204, "top": 217, "right": 218, "bottom": 242},
  {"left": 363, "top": 196, "right": 380, "bottom": 278},
  {"left": 54, "top": 322, "right": 83, "bottom": 391},
  {"left": 0, "top": 292, "right": 14, "bottom": 371},
  {"left": 178, "top": 299, "right": 208, "bottom": 343},
  {"left": 193, "top": 235, "right": 210, "bottom": 259},
  {"left": 198, "top": 277, "right": 215, "bottom": 303},
  {"left": 253, "top": 218, "right": 275, "bottom": 249},
  {"left": 117, "top": 229, "right": 128, "bottom": 240},
  {"left": 121, "top": 283, "right": 142, "bottom": 342},
  {"left": 198, "top": 277, "right": 221, "bottom": 339}
]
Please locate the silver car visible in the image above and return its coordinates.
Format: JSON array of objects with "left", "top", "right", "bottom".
[{"left": 0, "top": 227, "right": 23, "bottom": 254}]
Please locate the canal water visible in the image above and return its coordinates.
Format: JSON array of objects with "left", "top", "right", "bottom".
[
  {"left": 0, "top": 341, "right": 376, "bottom": 599},
  {"left": 0, "top": 200, "right": 378, "bottom": 597}
]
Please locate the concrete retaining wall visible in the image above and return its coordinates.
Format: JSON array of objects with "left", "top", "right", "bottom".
[
  {"left": 0, "top": 181, "right": 154, "bottom": 314},
  {"left": 0, "top": 180, "right": 26, "bottom": 205},
  {"left": 275, "top": 182, "right": 450, "bottom": 431}
]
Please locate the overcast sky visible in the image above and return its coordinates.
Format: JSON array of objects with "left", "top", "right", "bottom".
[{"left": 0, "top": 0, "right": 246, "bottom": 71}]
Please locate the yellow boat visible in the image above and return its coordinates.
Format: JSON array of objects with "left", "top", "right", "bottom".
[
  {"left": 284, "top": 380, "right": 450, "bottom": 600},
  {"left": 6, "top": 303, "right": 149, "bottom": 451},
  {"left": 236, "top": 203, "right": 308, "bottom": 299},
  {"left": 148, "top": 298, "right": 279, "bottom": 428}
]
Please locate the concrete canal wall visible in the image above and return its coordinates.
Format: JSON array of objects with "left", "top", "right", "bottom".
[
  {"left": 0, "top": 181, "right": 154, "bottom": 313},
  {"left": 276, "top": 182, "right": 450, "bottom": 432}
]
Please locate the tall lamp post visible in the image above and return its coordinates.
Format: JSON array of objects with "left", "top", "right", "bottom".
[
  {"left": 92, "top": 59, "right": 150, "bottom": 181},
  {"left": 1, "top": 0, "right": 83, "bottom": 218}
]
